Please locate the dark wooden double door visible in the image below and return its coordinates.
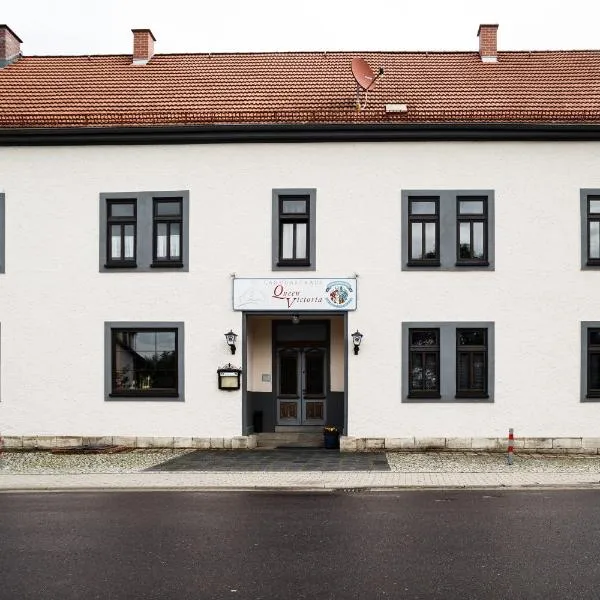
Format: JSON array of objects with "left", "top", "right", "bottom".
[{"left": 276, "top": 346, "right": 326, "bottom": 426}]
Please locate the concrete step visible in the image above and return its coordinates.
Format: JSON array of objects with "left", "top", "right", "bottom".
[{"left": 256, "top": 432, "right": 324, "bottom": 449}]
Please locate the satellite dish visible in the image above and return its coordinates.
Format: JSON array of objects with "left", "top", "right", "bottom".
[
  {"left": 351, "top": 58, "right": 384, "bottom": 110},
  {"left": 352, "top": 57, "right": 379, "bottom": 91}
]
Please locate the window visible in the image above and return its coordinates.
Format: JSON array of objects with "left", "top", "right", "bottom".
[
  {"left": 456, "top": 197, "right": 488, "bottom": 265},
  {"left": 153, "top": 198, "right": 183, "bottom": 267},
  {"left": 105, "top": 322, "right": 184, "bottom": 401},
  {"left": 402, "top": 322, "right": 494, "bottom": 402},
  {"left": 100, "top": 191, "right": 189, "bottom": 272},
  {"left": 408, "top": 198, "right": 439, "bottom": 266},
  {"left": 582, "top": 191, "right": 600, "bottom": 267},
  {"left": 0, "top": 193, "right": 5, "bottom": 274},
  {"left": 272, "top": 189, "right": 316, "bottom": 270},
  {"left": 106, "top": 200, "right": 136, "bottom": 267},
  {"left": 402, "top": 190, "right": 494, "bottom": 270},
  {"left": 408, "top": 329, "right": 440, "bottom": 397},
  {"left": 456, "top": 328, "right": 488, "bottom": 398}
]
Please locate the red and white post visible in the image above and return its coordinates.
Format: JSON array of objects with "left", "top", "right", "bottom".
[{"left": 507, "top": 428, "right": 514, "bottom": 465}]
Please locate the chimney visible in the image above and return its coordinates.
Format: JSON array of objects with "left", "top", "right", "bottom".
[
  {"left": 0, "top": 25, "right": 22, "bottom": 68},
  {"left": 132, "top": 28, "right": 156, "bottom": 65},
  {"left": 477, "top": 24, "right": 498, "bottom": 63}
]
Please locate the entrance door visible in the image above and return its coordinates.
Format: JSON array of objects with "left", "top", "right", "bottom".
[{"left": 276, "top": 347, "right": 326, "bottom": 426}]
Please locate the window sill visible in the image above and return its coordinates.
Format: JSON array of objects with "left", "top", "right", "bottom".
[
  {"left": 150, "top": 262, "right": 184, "bottom": 269},
  {"left": 406, "top": 261, "right": 441, "bottom": 268},
  {"left": 455, "top": 393, "right": 489, "bottom": 399},
  {"left": 109, "top": 391, "right": 179, "bottom": 398},
  {"left": 455, "top": 261, "right": 489, "bottom": 267},
  {"left": 276, "top": 261, "right": 311, "bottom": 268},
  {"left": 407, "top": 394, "right": 441, "bottom": 399},
  {"left": 585, "top": 261, "right": 600, "bottom": 267},
  {"left": 104, "top": 262, "right": 137, "bottom": 269}
]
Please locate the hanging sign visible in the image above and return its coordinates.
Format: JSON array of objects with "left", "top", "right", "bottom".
[{"left": 233, "top": 278, "right": 357, "bottom": 311}]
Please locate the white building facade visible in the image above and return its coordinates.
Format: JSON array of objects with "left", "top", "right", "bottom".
[{"left": 2, "top": 24, "right": 600, "bottom": 451}]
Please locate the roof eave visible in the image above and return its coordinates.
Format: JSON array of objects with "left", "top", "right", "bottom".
[{"left": 3, "top": 122, "right": 600, "bottom": 146}]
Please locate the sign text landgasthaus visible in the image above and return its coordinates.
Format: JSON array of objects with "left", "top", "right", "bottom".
[{"left": 233, "top": 278, "right": 357, "bottom": 311}]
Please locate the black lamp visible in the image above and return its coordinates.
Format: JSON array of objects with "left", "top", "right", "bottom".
[
  {"left": 224, "top": 330, "right": 238, "bottom": 355},
  {"left": 351, "top": 330, "right": 363, "bottom": 355}
]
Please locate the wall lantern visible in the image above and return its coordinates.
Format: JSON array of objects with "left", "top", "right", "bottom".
[
  {"left": 224, "top": 330, "right": 238, "bottom": 355},
  {"left": 217, "top": 363, "right": 242, "bottom": 391},
  {"left": 351, "top": 330, "right": 363, "bottom": 355}
]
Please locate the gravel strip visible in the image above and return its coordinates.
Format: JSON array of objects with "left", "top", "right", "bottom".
[
  {"left": 0, "top": 449, "right": 193, "bottom": 474},
  {"left": 386, "top": 452, "right": 600, "bottom": 473}
]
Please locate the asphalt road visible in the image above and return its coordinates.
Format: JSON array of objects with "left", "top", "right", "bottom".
[{"left": 1, "top": 490, "right": 600, "bottom": 599}]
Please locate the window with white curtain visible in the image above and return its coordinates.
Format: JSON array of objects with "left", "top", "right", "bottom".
[
  {"left": 100, "top": 191, "right": 189, "bottom": 272},
  {"left": 272, "top": 189, "right": 316, "bottom": 270}
]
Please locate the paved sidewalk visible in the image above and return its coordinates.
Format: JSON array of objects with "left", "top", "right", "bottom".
[{"left": 1, "top": 449, "right": 600, "bottom": 490}]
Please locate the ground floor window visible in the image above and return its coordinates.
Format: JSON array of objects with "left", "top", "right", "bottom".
[
  {"left": 403, "top": 322, "right": 493, "bottom": 402},
  {"left": 582, "top": 323, "right": 600, "bottom": 400},
  {"left": 104, "top": 322, "right": 184, "bottom": 400}
]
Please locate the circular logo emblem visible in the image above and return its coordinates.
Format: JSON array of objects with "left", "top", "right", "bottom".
[{"left": 325, "top": 281, "right": 354, "bottom": 308}]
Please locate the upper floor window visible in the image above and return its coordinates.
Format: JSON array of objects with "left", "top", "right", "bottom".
[
  {"left": 106, "top": 200, "right": 136, "bottom": 267},
  {"left": 272, "top": 189, "right": 316, "bottom": 271},
  {"left": 586, "top": 195, "right": 600, "bottom": 266},
  {"left": 401, "top": 190, "right": 494, "bottom": 271},
  {"left": 100, "top": 191, "right": 189, "bottom": 272},
  {"left": 153, "top": 199, "right": 183, "bottom": 267},
  {"left": 408, "top": 198, "right": 439, "bottom": 266},
  {"left": 456, "top": 197, "right": 488, "bottom": 265}
]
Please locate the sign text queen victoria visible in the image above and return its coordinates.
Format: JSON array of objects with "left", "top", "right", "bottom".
[{"left": 233, "top": 278, "right": 357, "bottom": 311}]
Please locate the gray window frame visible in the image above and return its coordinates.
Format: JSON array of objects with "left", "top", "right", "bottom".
[
  {"left": 580, "top": 189, "right": 600, "bottom": 269},
  {"left": 0, "top": 193, "right": 5, "bottom": 273},
  {"left": 104, "top": 321, "right": 185, "bottom": 401},
  {"left": 401, "top": 190, "right": 495, "bottom": 270},
  {"left": 402, "top": 322, "right": 494, "bottom": 402},
  {"left": 272, "top": 188, "right": 316, "bottom": 271},
  {"left": 581, "top": 322, "right": 600, "bottom": 401},
  {"left": 99, "top": 191, "right": 189, "bottom": 272}
]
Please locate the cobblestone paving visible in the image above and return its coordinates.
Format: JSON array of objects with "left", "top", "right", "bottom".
[
  {"left": 386, "top": 452, "right": 600, "bottom": 473},
  {"left": 0, "top": 449, "right": 192, "bottom": 474},
  {"left": 145, "top": 449, "right": 391, "bottom": 472}
]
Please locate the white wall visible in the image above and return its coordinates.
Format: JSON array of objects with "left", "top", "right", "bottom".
[{"left": 0, "top": 140, "right": 599, "bottom": 438}]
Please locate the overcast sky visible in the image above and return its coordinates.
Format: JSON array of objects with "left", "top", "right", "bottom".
[{"left": 3, "top": 0, "right": 599, "bottom": 55}]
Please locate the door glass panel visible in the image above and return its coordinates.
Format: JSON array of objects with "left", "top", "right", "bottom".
[
  {"left": 411, "top": 223, "right": 422, "bottom": 259},
  {"left": 305, "top": 351, "right": 324, "bottom": 395},
  {"left": 279, "top": 352, "right": 298, "bottom": 395}
]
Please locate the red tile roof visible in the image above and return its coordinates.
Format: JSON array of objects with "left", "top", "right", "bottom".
[{"left": 1, "top": 50, "right": 600, "bottom": 128}]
